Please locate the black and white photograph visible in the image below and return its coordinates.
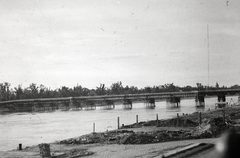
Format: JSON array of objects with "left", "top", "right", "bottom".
[{"left": 0, "top": 0, "right": 240, "bottom": 157}]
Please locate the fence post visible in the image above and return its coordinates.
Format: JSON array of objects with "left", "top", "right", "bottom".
[
  {"left": 93, "top": 123, "right": 95, "bottom": 133},
  {"left": 156, "top": 114, "right": 159, "bottom": 126},
  {"left": 18, "top": 144, "right": 22, "bottom": 150},
  {"left": 136, "top": 115, "right": 138, "bottom": 125},
  {"left": 117, "top": 117, "right": 120, "bottom": 129}
]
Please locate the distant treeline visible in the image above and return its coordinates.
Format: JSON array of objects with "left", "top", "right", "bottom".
[{"left": 0, "top": 81, "right": 239, "bottom": 101}]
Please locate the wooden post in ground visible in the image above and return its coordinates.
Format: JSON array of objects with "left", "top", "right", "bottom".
[
  {"left": 136, "top": 115, "right": 138, "bottom": 125},
  {"left": 199, "top": 112, "right": 202, "bottom": 125},
  {"left": 177, "top": 113, "right": 179, "bottom": 127},
  {"left": 18, "top": 144, "right": 22, "bottom": 150},
  {"left": 156, "top": 114, "right": 159, "bottom": 126},
  {"left": 93, "top": 123, "right": 95, "bottom": 133},
  {"left": 117, "top": 117, "right": 120, "bottom": 129}
]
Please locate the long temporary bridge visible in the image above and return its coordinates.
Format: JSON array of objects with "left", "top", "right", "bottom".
[{"left": 0, "top": 88, "right": 240, "bottom": 112}]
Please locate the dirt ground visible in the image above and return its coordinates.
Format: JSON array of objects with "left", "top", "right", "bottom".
[{"left": 0, "top": 138, "right": 218, "bottom": 158}]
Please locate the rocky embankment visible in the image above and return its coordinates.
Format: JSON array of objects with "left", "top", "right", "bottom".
[{"left": 58, "top": 106, "right": 240, "bottom": 145}]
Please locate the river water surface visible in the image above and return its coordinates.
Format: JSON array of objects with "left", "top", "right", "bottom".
[{"left": 0, "top": 96, "right": 238, "bottom": 151}]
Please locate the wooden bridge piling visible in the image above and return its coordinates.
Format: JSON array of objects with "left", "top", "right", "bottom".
[
  {"left": 101, "top": 100, "right": 115, "bottom": 110},
  {"left": 84, "top": 101, "right": 96, "bottom": 110},
  {"left": 195, "top": 95, "right": 205, "bottom": 107},
  {"left": 123, "top": 99, "right": 132, "bottom": 109},
  {"left": 145, "top": 98, "right": 155, "bottom": 109},
  {"left": 166, "top": 96, "right": 181, "bottom": 108}
]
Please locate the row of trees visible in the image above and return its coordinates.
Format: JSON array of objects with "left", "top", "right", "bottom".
[{"left": 0, "top": 81, "right": 238, "bottom": 101}]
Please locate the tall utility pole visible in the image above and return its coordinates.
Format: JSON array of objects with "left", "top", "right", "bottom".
[{"left": 207, "top": 25, "right": 210, "bottom": 90}]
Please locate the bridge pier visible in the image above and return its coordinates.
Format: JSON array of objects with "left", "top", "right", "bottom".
[
  {"left": 48, "top": 102, "right": 58, "bottom": 111},
  {"left": 43, "top": 102, "right": 58, "bottom": 111},
  {"left": 59, "top": 102, "right": 70, "bottom": 111},
  {"left": 69, "top": 99, "right": 82, "bottom": 111},
  {"left": 122, "top": 99, "right": 132, "bottom": 109},
  {"left": 195, "top": 95, "right": 205, "bottom": 107},
  {"left": 32, "top": 103, "right": 46, "bottom": 112},
  {"left": 166, "top": 96, "right": 180, "bottom": 108},
  {"left": 101, "top": 100, "right": 115, "bottom": 110},
  {"left": 0, "top": 104, "right": 15, "bottom": 113},
  {"left": 215, "top": 93, "right": 227, "bottom": 108},
  {"left": 145, "top": 98, "right": 155, "bottom": 109},
  {"left": 84, "top": 101, "right": 96, "bottom": 110},
  {"left": 44, "top": 103, "right": 51, "bottom": 111},
  {"left": 218, "top": 94, "right": 226, "bottom": 102}
]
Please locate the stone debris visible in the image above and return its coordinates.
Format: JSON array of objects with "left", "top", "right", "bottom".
[
  {"left": 58, "top": 130, "right": 134, "bottom": 145},
  {"left": 124, "top": 118, "right": 199, "bottom": 128},
  {"left": 58, "top": 110, "right": 240, "bottom": 146}
]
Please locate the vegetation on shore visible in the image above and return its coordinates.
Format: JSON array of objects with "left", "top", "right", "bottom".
[{"left": 0, "top": 81, "right": 239, "bottom": 101}]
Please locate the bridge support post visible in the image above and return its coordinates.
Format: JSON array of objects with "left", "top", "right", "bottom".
[
  {"left": 101, "top": 100, "right": 115, "bottom": 110},
  {"left": 69, "top": 99, "right": 81, "bottom": 111},
  {"left": 166, "top": 96, "right": 180, "bottom": 108},
  {"left": 216, "top": 93, "right": 227, "bottom": 108},
  {"left": 145, "top": 98, "right": 155, "bottom": 109},
  {"left": 218, "top": 94, "right": 226, "bottom": 102},
  {"left": 123, "top": 99, "right": 132, "bottom": 109},
  {"left": 32, "top": 103, "right": 45, "bottom": 112},
  {"left": 44, "top": 103, "right": 51, "bottom": 111},
  {"left": 59, "top": 102, "right": 70, "bottom": 111},
  {"left": 48, "top": 102, "right": 58, "bottom": 111},
  {"left": 195, "top": 95, "right": 205, "bottom": 107},
  {"left": 84, "top": 101, "right": 96, "bottom": 110}
]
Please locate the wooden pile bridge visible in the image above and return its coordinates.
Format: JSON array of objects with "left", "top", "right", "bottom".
[{"left": 0, "top": 89, "right": 240, "bottom": 113}]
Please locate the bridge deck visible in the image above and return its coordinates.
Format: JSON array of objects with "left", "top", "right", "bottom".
[{"left": 0, "top": 89, "right": 239, "bottom": 105}]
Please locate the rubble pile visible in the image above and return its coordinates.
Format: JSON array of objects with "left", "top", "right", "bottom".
[
  {"left": 120, "top": 130, "right": 187, "bottom": 144},
  {"left": 189, "top": 117, "right": 230, "bottom": 139},
  {"left": 58, "top": 130, "right": 134, "bottom": 145},
  {"left": 58, "top": 108, "right": 240, "bottom": 146},
  {"left": 123, "top": 118, "right": 198, "bottom": 128}
]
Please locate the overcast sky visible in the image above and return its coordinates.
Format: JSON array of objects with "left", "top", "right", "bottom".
[{"left": 0, "top": 0, "right": 240, "bottom": 89}]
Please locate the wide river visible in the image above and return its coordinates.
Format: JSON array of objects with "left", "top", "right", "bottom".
[{"left": 0, "top": 96, "right": 238, "bottom": 151}]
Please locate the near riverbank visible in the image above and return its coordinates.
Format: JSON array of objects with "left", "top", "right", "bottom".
[{"left": 2, "top": 105, "right": 240, "bottom": 158}]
